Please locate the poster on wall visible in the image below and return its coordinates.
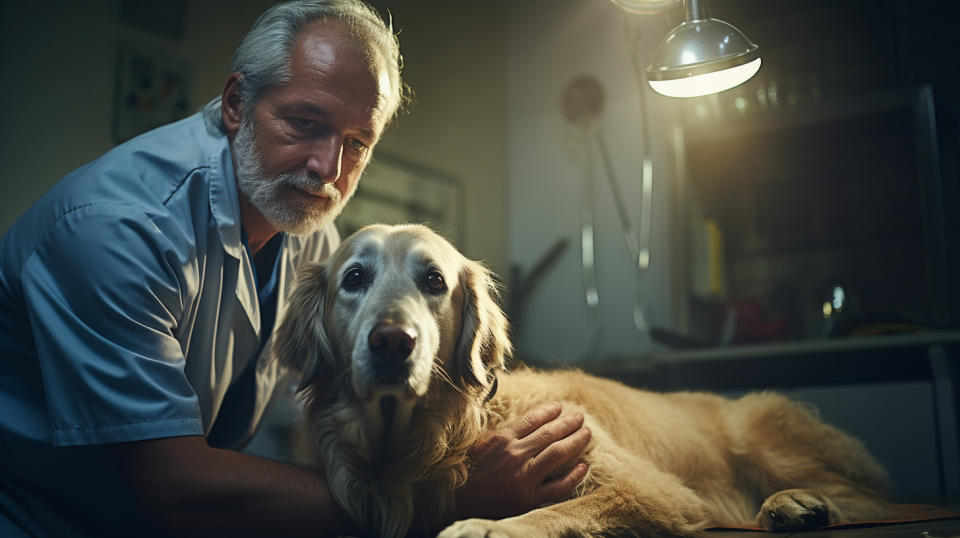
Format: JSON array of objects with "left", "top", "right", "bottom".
[
  {"left": 112, "top": 42, "right": 191, "bottom": 143},
  {"left": 337, "top": 152, "right": 465, "bottom": 247}
]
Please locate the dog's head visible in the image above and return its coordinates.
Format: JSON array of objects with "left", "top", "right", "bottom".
[{"left": 274, "top": 223, "right": 510, "bottom": 452}]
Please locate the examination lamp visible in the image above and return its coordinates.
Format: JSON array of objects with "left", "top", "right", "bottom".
[{"left": 613, "top": 0, "right": 761, "bottom": 98}]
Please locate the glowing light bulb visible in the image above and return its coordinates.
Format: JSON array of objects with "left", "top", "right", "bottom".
[{"left": 649, "top": 58, "right": 761, "bottom": 98}]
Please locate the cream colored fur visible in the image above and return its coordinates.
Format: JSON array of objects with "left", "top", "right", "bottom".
[{"left": 274, "top": 223, "right": 893, "bottom": 538}]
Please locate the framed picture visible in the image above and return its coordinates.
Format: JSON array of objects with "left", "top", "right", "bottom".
[
  {"left": 112, "top": 42, "right": 191, "bottom": 143},
  {"left": 337, "top": 151, "right": 466, "bottom": 247}
]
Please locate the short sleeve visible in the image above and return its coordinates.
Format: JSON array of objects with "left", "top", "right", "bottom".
[{"left": 21, "top": 204, "right": 204, "bottom": 446}]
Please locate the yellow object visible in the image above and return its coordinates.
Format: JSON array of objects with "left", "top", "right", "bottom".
[{"left": 705, "top": 219, "right": 725, "bottom": 296}]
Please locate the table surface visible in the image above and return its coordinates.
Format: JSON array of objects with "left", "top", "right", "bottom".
[{"left": 707, "top": 518, "right": 960, "bottom": 537}]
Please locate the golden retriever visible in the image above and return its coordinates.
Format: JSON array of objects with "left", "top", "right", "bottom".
[{"left": 274, "top": 223, "right": 893, "bottom": 537}]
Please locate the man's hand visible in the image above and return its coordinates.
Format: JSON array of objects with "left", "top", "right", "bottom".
[{"left": 454, "top": 402, "right": 591, "bottom": 520}]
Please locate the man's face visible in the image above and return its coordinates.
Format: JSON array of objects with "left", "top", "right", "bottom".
[{"left": 232, "top": 20, "right": 393, "bottom": 236}]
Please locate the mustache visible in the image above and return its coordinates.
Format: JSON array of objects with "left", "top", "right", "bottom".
[{"left": 277, "top": 173, "right": 342, "bottom": 201}]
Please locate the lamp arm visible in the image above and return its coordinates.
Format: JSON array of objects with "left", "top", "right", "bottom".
[{"left": 685, "top": 0, "right": 710, "bottom": 21}]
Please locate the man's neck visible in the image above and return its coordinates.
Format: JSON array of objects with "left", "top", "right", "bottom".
[{"left": 238, "top": 193, "right": 279, "bottom": 256}]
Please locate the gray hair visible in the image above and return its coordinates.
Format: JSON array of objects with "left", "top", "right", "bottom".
[{"left": 201, "top": 0, "right": 408, "bottom": 134}]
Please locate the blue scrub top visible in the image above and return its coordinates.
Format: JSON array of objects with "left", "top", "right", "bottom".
[{"left": 0, "top": 113, "right": 338, "bottom": 535}]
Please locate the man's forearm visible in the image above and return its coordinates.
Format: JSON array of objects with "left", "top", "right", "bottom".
[{"left": 106, "top": 436, "right": 358, "bottom": 537}]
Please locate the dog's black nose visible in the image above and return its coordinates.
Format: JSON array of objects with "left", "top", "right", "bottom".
[{"left": 368, "top": 322, "right": 417, "bottom": 362}]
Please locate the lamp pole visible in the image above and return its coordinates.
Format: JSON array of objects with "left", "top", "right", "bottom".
[{"left": 685, "top": 0, "right": 710, "bottom": 22}]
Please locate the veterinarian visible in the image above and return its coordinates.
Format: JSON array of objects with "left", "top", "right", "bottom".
[{"left": 0, "top": 1, "right": 591, "bottom": 536}]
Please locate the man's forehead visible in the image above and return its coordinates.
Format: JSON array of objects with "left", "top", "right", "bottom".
[{"left": 291, "top": 20, "right": 394, "bottom": 125}]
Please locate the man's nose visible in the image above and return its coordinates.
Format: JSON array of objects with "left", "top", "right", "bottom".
[{"left": 305, "top": 136, "right": 343, "bottom": 184}]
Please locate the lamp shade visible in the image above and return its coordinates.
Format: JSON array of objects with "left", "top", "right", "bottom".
[{"left": 646, "top": 15, "right": 760, "bottom": 98}]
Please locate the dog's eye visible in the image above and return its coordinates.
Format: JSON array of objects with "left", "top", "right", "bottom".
[
  {"left": 342, "top": 266, "right": 365, "bottom": 291},
  {"left": 424, "top": 270, "right": 446, "bottom": 293}
]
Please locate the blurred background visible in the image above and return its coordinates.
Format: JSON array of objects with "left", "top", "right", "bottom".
[{"left": 2, "top": 0, "right": 958, "bottom": 502}]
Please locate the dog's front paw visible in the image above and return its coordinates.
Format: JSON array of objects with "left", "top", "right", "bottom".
[
  {"left": 756, "top": 489, "right": 831, "bottom": 531},
  {"left": 437, "top": 518, "right": 512, "bottom": 538}
]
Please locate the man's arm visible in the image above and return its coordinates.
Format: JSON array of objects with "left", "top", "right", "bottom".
[
  {"left": 103, "top": 436, "right": 358, "bottom": 538},
  {"left": 96, "top": 404, "right": 588, "bottom": 537}
]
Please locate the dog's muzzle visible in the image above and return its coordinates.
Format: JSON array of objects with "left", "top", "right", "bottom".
[
  {"left": 367, "top": 321, "right": 418, "bottom": 385},
  {"left": 357, "top": 320, "right": 424, "bottom": 457}
]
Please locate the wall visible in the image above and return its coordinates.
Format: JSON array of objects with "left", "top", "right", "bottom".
[
  {"left": 367, "top": 0, "right": 509, "bottom": 274},
  {"left": 506, "top": 0, "right": 679, "bottom": 362}
]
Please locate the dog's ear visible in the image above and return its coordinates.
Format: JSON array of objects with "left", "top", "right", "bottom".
[
  {"left": 274, "top": 262, "right": 334, "bottom": 392},
  {"left": 454, "top": 259, "right": 512, "bottom": 389}
]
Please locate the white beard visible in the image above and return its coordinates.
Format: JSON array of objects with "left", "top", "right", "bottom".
[{"left": 232, "top": 115, "right": 354, "bottom": 236}]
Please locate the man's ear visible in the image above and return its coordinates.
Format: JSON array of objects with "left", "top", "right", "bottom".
[{"left": 221, "top": 72, "right": 245, "bottom": 137}]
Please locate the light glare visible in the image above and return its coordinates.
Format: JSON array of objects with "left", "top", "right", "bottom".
[{"left": 649, "top": 58, "right": 762, "bottom": 98}]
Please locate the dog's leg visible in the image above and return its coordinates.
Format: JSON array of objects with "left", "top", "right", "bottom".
[
  {"left": 439, "top": 458, "right": 710, "bottom": 538},
  {"left": 756, "top": 488, "right": 830, "bottom": 531},
  {"left": 729, "top": 393, "right": 893, "bottom": 530},
  {"left": 755, "top": 484, "right": 891, "bottom": 531},
  {"left": 439, "top": 486, "right": 707, "bottom": 537}
]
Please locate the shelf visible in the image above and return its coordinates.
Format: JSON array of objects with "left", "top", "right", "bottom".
[{"left": 577, "top": 330, "right": 960, "bottom": 392}]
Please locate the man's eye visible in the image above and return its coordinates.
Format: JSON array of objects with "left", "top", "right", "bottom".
[
  {"left": 290, "top": 118, "right": 317, "bottom": 131},
  {"left": 424, "top": 270, "right": 446, "bottom": 293},
  {"left": 347, "top": 138, "right": 369, "bottom": 153},
  {"left": 342, "top": 266, "right": 365, "bottom": 291}
]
